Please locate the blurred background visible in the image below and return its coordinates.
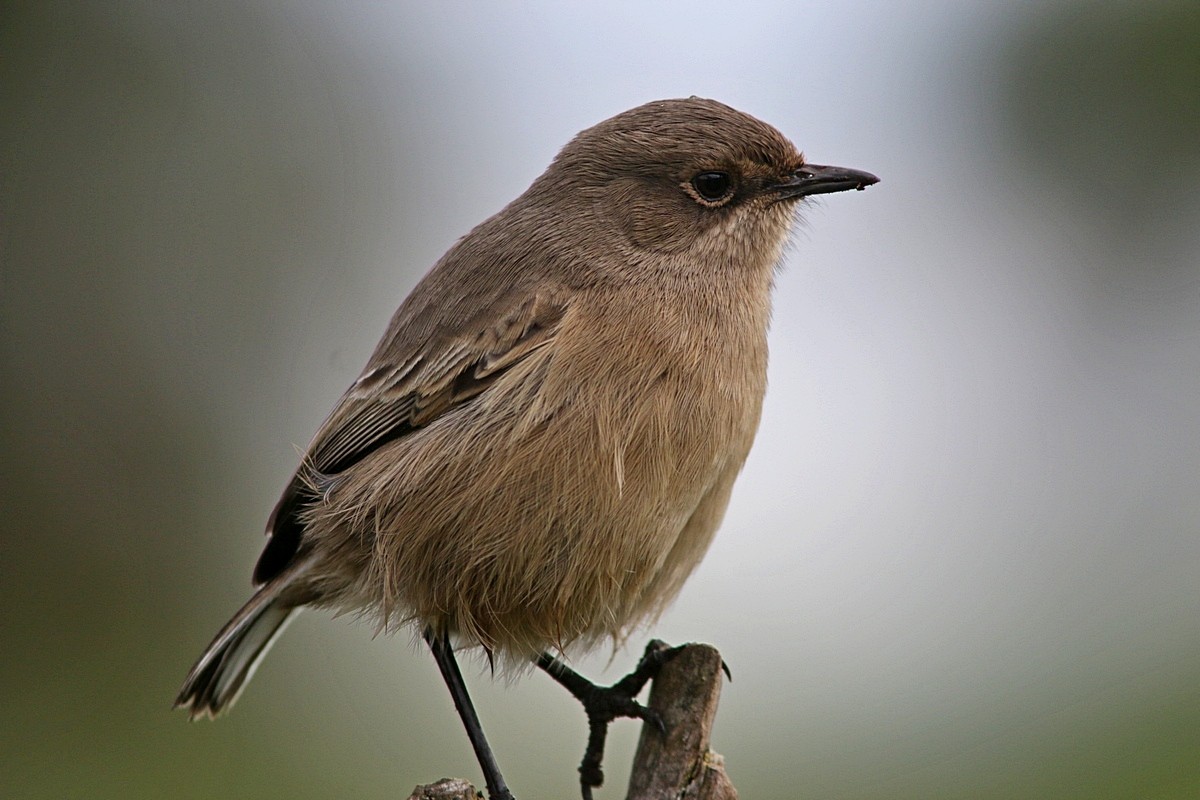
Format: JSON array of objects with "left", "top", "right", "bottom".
[{"left": 3, "top": 1, "right": 1199, "bottom": 798}]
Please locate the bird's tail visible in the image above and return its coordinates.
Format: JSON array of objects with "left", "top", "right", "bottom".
[{"left": 174, "top": 555, "right": 315, "bottom": 719}]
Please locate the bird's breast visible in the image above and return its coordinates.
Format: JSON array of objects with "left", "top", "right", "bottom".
[{"left": 548, "top": 283, "right": 771, "bottom": 505}]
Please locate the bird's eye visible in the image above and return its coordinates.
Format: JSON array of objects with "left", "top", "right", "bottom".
[{"left": 691, "top": 171, "right": 733, "bottom": 203}]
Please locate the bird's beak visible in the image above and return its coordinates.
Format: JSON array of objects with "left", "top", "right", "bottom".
[{"left": 772, "top": 163, "right": 879, "bottom": 198}]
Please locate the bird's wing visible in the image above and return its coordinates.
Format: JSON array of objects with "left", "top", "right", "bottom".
[{"left": 253, "top": 291, "right": 569, "bottom": 583}]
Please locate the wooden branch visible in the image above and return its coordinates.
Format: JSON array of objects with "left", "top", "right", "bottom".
[
  {"left": 625, "top": 643, "right": 736, "bottom": 800},
  {"left": 407, "top": 643, "right": 736, "bottom": 800},
  {"left": 407, "top": 778, "right": 483, "bottom": 800}
]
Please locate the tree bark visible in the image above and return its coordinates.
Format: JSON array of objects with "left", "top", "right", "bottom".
[{"left": 625, "top": 643, "right": 736, "bottom": 800}]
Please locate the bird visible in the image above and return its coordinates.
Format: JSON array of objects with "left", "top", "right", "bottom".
[{"left": 175, "top": 96, "right": 877, "bottom": 800}]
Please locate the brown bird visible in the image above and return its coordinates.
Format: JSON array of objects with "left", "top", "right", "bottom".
[{"left": 175, "top": 97, "right": 877, "bottom": 800}]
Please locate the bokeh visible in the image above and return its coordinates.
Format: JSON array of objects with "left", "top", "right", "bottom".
[{"left": 3, "top": 2, "right": 1198, "bottom": 798}]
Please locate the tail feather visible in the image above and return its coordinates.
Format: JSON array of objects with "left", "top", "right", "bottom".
[{"left": 175, "top": 557, "right": 314, "bottom": 719}]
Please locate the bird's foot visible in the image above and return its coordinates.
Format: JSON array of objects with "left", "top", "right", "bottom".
[{"left": 537, "top": 639, "right": 687, "bottom": 800}]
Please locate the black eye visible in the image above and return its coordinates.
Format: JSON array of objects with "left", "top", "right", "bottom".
[{"left": 692, "top": 171, "right": 732, "bottom": 202}]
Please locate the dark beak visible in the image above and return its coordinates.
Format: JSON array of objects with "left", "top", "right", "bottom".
[{"left": 773, "top": 163, "right": 879, "bottom": 199}]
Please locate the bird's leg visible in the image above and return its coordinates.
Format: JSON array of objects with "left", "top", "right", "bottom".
[
  {"left": 425, "top": 629, "right": 515, "bottom": 800},
  {"left": 535, "top": 639, "right": 681, "bottom": 800}
]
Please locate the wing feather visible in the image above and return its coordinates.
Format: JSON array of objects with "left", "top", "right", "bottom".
[{"left": 253, "top": 292, "right": 568, "bottom": 584}]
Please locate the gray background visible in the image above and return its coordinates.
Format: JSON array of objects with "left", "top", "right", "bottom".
[{"left": 3, "top": 2, "right": 1198, "bottom": 798}]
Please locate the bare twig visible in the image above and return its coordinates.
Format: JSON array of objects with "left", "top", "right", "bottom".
[
  {"left": 407, "top": 777, "right": 483, "bottom": 800},
  {"left": 407, "top": 643, "right": 736, "bottom": 800},
  {"left": 625, "top": 643, "right": 736, "bottom": 800}
]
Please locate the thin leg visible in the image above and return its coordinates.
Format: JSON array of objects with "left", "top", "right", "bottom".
[
  {"left": 536, "top": 640, "right": 679, "bottom": 800},
  {"left": 425, "top": 629, "right": 515, "bottom": 800}
]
